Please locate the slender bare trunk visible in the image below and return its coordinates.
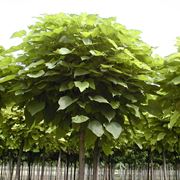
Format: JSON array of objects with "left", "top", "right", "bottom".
[
  {"left": 73, "top": 161, "right": 77, "bottom": 180},
  {"left": 15, "top": 141, "right": 24, "bottom": 180},
  {"left": 163, "top": 149, "right": 167, "bottom": 180},
  {"left": 56, "top": 152, "right": 61, "bottom": 180},
  {"left": 40, "top": 153, "right": 45, "bottom": 180},
  {"left": 79, "top": 127, "right": 85, "bottom": 180},
  {"left": 93, "top": 139, "right": 100, "bottom": 180}
]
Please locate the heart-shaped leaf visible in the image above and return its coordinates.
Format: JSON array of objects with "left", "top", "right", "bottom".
[{"left": 58, "top": 96, "right": 78, "bottom": 110}]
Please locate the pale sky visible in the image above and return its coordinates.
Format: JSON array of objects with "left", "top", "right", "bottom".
[{"left": 0, "top": 0, "right": 180, "bottom": 56}]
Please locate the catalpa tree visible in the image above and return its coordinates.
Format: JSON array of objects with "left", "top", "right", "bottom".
[{"left": 1, "top": 13, "right": 158, "bottom": 180}]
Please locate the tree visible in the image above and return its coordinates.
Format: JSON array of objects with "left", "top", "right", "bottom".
[{"left": 1, "top": 13, "right": 158, "bottom": 180}]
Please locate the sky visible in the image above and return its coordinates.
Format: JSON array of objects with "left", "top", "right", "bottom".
[{"left": 0, "top": 0, "right": 180, "bottom": 56}]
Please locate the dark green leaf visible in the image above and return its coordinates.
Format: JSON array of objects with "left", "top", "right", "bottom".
[{"left": 26, "top": 101, "right": 45, "bottom": 116}]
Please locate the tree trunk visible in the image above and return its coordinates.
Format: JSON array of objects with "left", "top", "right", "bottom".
[
  {"left": 73, "top": 161, "right": 77, "bottom": 180},
  {"left": 21, "top": 162, "right": 24, "bottom": 180},
  {"left": 66, "top": 154, "right": 69, "bottom": 180},
  {"left": 27, "top": 160, "right": 31, "bottom": 180},
  {"left": 147, "top": 149, "right": 150, "bottom": 180},
  {"left": 70, "top": 162, "right": 73, "bottom": 180},
  {"left": 9, "top": 157, "right": 14, "bottom": 180},
  {"left": 56, "top": 151, "right": 61, "bottom": 180},
  {"left": 150, "top": 152, "right": 153, "bottom": 180},
  {"left": 163, "top": 149, "right": 167, "bottom": 180},
  {"left": 93, "top": 139, "right": 100, "bottom": 180},
  {"left": 79, "top": 127, "right": 85, "bottom": 180},
  {"left": 15, "top": 141, "right": 24, "bottom": 180},
  {"left": 40, "top": 153, "right": 45, "bottom": 180}
]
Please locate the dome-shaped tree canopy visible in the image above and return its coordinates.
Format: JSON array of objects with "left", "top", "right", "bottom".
[{"left": 1, "top": 13, "right": 158, "bottom": 138}]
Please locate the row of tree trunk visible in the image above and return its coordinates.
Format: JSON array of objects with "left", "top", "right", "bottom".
[{"left": 0, "top": 152, "right": 179, "bottom": 180}]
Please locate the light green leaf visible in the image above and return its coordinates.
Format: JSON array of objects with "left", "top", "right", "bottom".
[
  {"left": 107, "top": 77, "right": 128, "bottom": 88},
  {"left": 82, "top": 38, "right": 92, "bottom": 45},
  {"left": 55, "top": 48, "right": 72, "bottom": 55},
  {"left": 32, "top": 134, "right": 39, "bottom": 140},
  {"left": 27, "top": 70, "right": 45, "bottom": 78},
  {"left": 168, "top": 111, "right": 180, "bottom": 129},
  {"left": 89, "top": 95, "right": 109, "bottom": 104},
  {"left": 11, "top": 30, "right": 26, "bottom": 38},
  {"left": 75, "top": 81, "right": 89, "bottom": 92},
  {"left": 107, "top": 38, "right": 118, "bottom": 49},
  {"left": 90, "top": 50, "right": 105, "bottom": 56},
  {"left": 72, "top": 115, "right": 89, "bottom": 123},
  {"left": 110, "top": 101, "right": 120, "bottom": 109},
  {"left": 58, "top": 96, "right": 78, "bottom": 110},
  {"left": 0, "top": 75, "right": 16, "bottom": 83},
  {"left": 26, "top": 60, "right": 45, "bottom": 69},
  {"left": 134, "top": 140, "right": 143, "bottom": 149},
  {"left": 157, "top": 132, "right": 166, "bottom": 141},
  {"left": 45, "top": 62, "right": 56, "bottom": 69},
  {"left": 81, "top": 56, "right": 90, "bottom": 61},
  {"left": 26, "top": 101, "right": 45, "bottom": 116},
  {"left": 105, "top": 122, "right": 122, "bottom": 139},
  {"left": 171, "top": 75, "right": 180, "bottom": 85},
  {"left": 77, "top": 101, "right": 86, "bottom": 109},
  {"left": 88, "top": 120, "right": 104, "bottom": 137}
]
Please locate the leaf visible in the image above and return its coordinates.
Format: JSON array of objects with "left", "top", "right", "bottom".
[
  {"left": 87, "top": 79, "right": 96, "bottom": 89},
  {"left": 107, "top": 77, "right": 128, "bottom": 88},
  {"left": 82, "top": 38, "right": 92, "bottom": 45},
  {"left": 0, "top": 85, "right": 5, "bottom": 91},
  {"left": 81, "top": 56, "right": 90, "bottom": 61},
  {"left": 27, "top": 70, "right": 45, "bottom": 78},
  {"left": 72, "top": 115, "right": 89, "bottom": 123},
  {"left": 26, "top": 100, "right": 45, "bottom": 116},
  {"left": 59, "top": 35, "right": 71, "bottom": 43},
  {"left": 107, "top": 38, "right": 118, "bottom": 49},
  {"left": 89, "top": 50, "right": 105, "bottom": 56},
  {"left": 55, "top": 48, "right": 72, "bottom": 55},
  {"left": 102, "top": 143, "right": 113, "bottom": 156},
  {"left": 101, "top": 109, "right": 115, "bottom": 122},
  {"left": 45, "top": 62, "right": 56, "bottom": 69},
  {"left": 74, "top": 68, "right": 89, "bottom": 77},
  {"left": 26, "top": 60, "right": 45, "bottom": 69},
  {"left": 74, "top": 81, "right": 89, "bottom": 92},
  {"left": 105, "top": 122, "right": 122, "bottom": 139},
  {"left": 88, "top": 120, "right": 104, "bottom": 137},
  {"left": 58, "top": 96, "right": 78, "bottom": 110},
  {"left": 168, "top": 111, "right": 180, "bottom": 129},
  {"left": 85, "top": 129, "right": 97, "bottom": 148},
  {"left": 110, "top": 101, "right": 120, "bottom": 109},
  {"left": 126, "top": 104, "right": 141, "bottom": 118},
  {"left": 134, "top": 140, "right": 143, "bottom": 149},
  {"left": 11, "top": 30, "right": 26, "bottom": 38},
  {"left": 171, "top": 75, "right": 180, "bottom": 85},
  {"left": 157, "top": 132, "right": 166, "bottom": 141},
  {"left": 59, "top": 82, "right": 74, "bottom": 92},
  {"left": 0, "top": 75, "right": 16, "bottom": 83},
  {"left": 89, "top": 95, "right": 109, "bottom": 104}
]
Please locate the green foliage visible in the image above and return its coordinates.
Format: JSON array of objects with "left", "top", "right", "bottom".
[{"left": 0, "top": 13, "right": 170, "bottom": 155}]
